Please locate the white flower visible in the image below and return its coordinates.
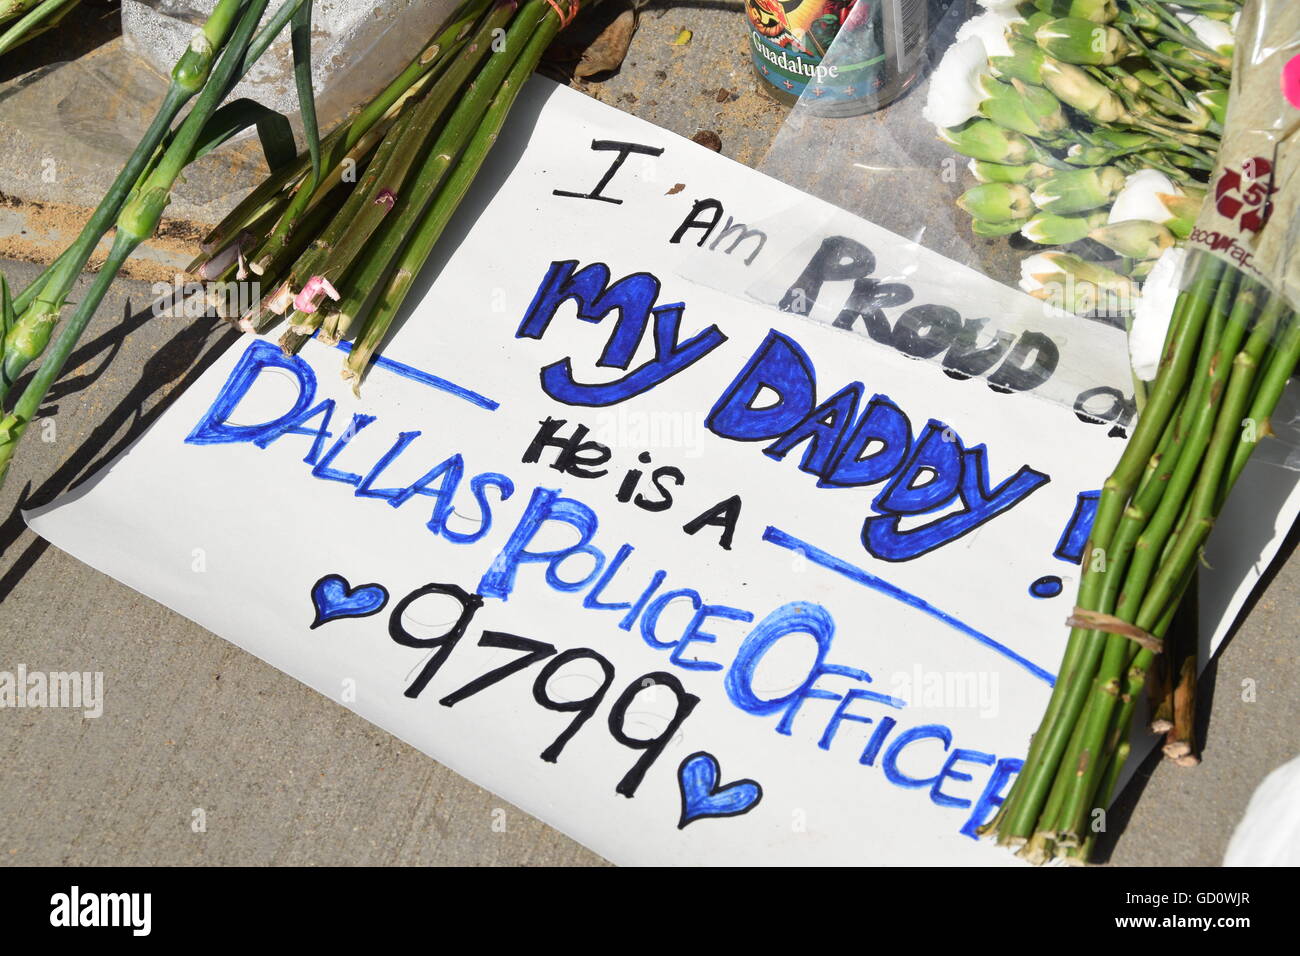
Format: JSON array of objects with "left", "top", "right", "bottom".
[
  {"left": 1176, "top": 11, "right": 1234, "bottom": 55},
  {"left": 1108, "top": 169, "right": 1180, "bottom": 225},
  {"left": 923, "top": 37, "right": 993, "bottom": 129},
  {"left": 1131, "top": 247, "right": 1187, "bottom": 380},
  {"left": 955, "top": 8, "right": 1019, "bottom": 59}
]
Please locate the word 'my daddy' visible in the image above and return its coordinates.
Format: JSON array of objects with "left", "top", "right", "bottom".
[{"left": 513, "top": 259, "right": 1050, "bottom": 562}]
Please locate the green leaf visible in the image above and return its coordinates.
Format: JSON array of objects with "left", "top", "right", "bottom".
[
  {"left": 291, "top": 0, "right": 321, "bottom": 190},
  {"left": 240, "top": 0, "right": 311, "bottom": 77},
  {"left": 1, "top": 273, "right": 13, "bottom": 343},
  {"left": 194, "top": 99, "right": 297, "bottom": 173}
]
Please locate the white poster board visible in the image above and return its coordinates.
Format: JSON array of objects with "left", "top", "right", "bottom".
[{"left": 27, "top": 79, "right": 1300, "bottom": 865}]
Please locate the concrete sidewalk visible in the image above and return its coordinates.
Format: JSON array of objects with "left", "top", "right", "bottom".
[{"left": 1, "top": 3, "right": 1297, "bottom": 868}]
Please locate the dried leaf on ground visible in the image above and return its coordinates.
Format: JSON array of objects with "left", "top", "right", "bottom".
[{"left": 574, "top": 6, "right": 638, "bottom": 80}]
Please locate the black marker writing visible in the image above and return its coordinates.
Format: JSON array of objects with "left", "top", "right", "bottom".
[{"left": 553, "top": 139, "right": 665, "bottom": 205}]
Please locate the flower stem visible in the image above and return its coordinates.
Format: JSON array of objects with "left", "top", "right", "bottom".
[
  {"left": 990, "top": 255, "right": 1223, "bottom": 843},
  {"left": 345, "top": 0, "right": 566, "bottom": 388},
  {"left": 2, "top": 0, "right": 247, "bottom": 400}
]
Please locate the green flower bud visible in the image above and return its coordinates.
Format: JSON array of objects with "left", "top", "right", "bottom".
[
  {"left": 1031, "top": 165, "right": 1125, "bottom": 214},
  {"left": 1124, "top": 6, "right": 1159, "bottom": 29},
  {"left": 1088, "top": 220, "right": 1176, "bottom": 259},
  {"left": 1020, "top": 210, "right": 1108, "bottom": 244},
  {"left": 1127, "top": 257, "right": 1156, "bottom": 280},
  {"left": 969, "top": 159, "right": 1053, "bottom": 184},
  {"left": 1132, "top": 68, "right": 1175, "bottom": 101},
  {"left": 978, "top": 77, "right": 1039, "bottom": 137},
  {"left": 1066, "top": 144, "right": 1118, "bottom": 166},
  {"left": 978, "top": 76, "right": 1067, "bottom": 137},
  {"left": 1160, "top": 193, "right": 1204, "bottom": 239},
  {"left": 958, "top": 182, "right": 1036, "bottom": 221},
  {"left": 972, "top": 219, "right": 1027, "bottom": 237},
  {"left": 1035, "top": 18, "right": 1128, "bottom": 66},
  {"left": 1019, "top": 11, "right": 1056, "bottom": 35},
  {"left": 938, "top": 119, "right": 1036, "bottom": 164},
  {"left": 990, "top": 37, "right": 1047, "bottom": 85},
  {"left": 1032, "top": 0, "right": 1117, "bottom": 24},
  {"left": 1196, "top": 88, "right": 1229, "bottom": 126},
  {"left": 1016, "top": 79, "right": 1068, "bottom": 132},
  {"left": 2, "top": 306, "right": 56, "bottom": 364},
  {"left": 1040, "top": 58, "right": 1127, "bottom": 123},
  {"left": 1155, "top": 41, "right": 1194, "bottom": 80},
  {"left": 1019, "top": 252, "right": 1139, "bottom": 315},
  {"left": 1087, "top": 128, "right": 1155, "bottom": 149}
]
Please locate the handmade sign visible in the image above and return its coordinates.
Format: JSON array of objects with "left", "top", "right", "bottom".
[{"left": 28, "top": 79, "right": 1300, "bottom": 865}]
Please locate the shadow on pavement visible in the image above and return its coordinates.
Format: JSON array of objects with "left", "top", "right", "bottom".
[{"left": 0, "top": 296, "right": 237, "bottom": 600}]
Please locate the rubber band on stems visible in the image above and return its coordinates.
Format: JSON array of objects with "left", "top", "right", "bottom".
[
  {"left": 543, "top": 0, "right": 579, "bottom": 28},
  {"left": 1065, "top": 608, "right": 1162, "bottom": 653}
]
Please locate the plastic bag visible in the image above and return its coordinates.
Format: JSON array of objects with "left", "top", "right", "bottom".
[{"left": 752, "top": 0, "right": 1300, "bottom": 467}]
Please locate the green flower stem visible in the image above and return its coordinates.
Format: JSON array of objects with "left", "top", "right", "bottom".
[
  {"left": 129, "top": 3, "right": 273, "bottom": 231},
  {"left": 1106, "top": 63, "right": 1217, "bottom": 132},
  {"left": 1055, "top": 285, "right": 1275, "bottom": 842},
  {"left": 1116, "top": 152, "right": 1193, "bottom": 182},
  {"left": 1027, "top": 689, "right": 1097, "bottom": 857},
  {"left": 1150, "top": 0, "right": 1236, "bottom": 11},
  {"left": 189, "top": 187, "right": 296, "bottom": 275},
  {"left": 193, "top": 116, "right": 353, "bottom": 270},
  {"left": 132, "top": 0, "right": 321, "bottom": 201},
  {"left": 1144, "top": 47, "right": 1214, "bottom": 122},
  {"left": 1065, "top": 588, "right": 1184, "bottom": 864},
  {"left": 1113, "top": 285, "right": 1256, "bottom": 637},
  {"left": 210, "top": 62, "right": 442, "bottom": 277},
  {"left": 0, "top": 0, "right": 273, "bottom": 483},
  {"left": 1071, "top": 325, "right": 1280, "bottom": 843},
  {"left": 282, "top": 0, "right": 521, "bottom": 346},
  {"left": 1118, "top": 24, "right": 1225, "bottom": 82},
  {"left": 251, "top": 0, "right": 493, "bottom": 269},
  {"left": 990, "top": 257, "right": 1222, "bottom": 844},
  {"left": 1138, "top": 300, "right": 1286, "bottom": 628},
  {"left": 1225, "top": 311, "right": 1300, "bottom": 493},
  {"left": 0, "top": 0, "right": 77, "bottom": 58},
  {"left": 1078, "top": 303, "right": 1300, "bottom": 850},
  {"left": 244, "top": 94, "right": 429, "bottom": 286},
  {"left": 2, "top": 0, "right": 246, "bottom": 400},
  {"left": 320, "top": 200, "right": 406, "bottom": 345},
  {"left": 345, "top": 0, "right": 565, "bottom": 387},
  {"left": 247, "top": 104, "right": 417, "bottom": 333},
  {"left": 235, "top": 193, "right": 339, "bottom": 325},
  {"left": 10, "top": 246, "right": 69, "bottom": 315},
  {"left": 1049, "top": 280, "right": 1242, "bottom": 832},
  {"left": 0, "top": 236, "right": 125, "bottom": 481},
  {"left": 1085, "top": 66, "right": 1214, "bottom": 135},
  {"left": 201, "top": 174, "right": 345, "bottom": 289},
  {"left": 1131, "top": 0, "right": 1219, "bottom": 59},
  {"left": 239, "top": 0, "right": 311, "bottom": 77}
]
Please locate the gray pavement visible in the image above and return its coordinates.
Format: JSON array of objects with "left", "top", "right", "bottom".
[{"left": 1, "top": 2, "right": 1297, "bottom": 867}]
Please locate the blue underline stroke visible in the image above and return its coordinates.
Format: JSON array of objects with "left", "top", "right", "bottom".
[
  {"left": 762, "top": 526, "right": 1056, "bottom": 687},
  {"left": 327, "top": 339, "right": 500, "bottom": 411}
]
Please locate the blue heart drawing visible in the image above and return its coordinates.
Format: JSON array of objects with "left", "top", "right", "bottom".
[
  {"left": 677, "top": 751, "right": 763, "bottom": 828},
  {"left": 309, "top": 574, "right": 390, "bottom": 629}
]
